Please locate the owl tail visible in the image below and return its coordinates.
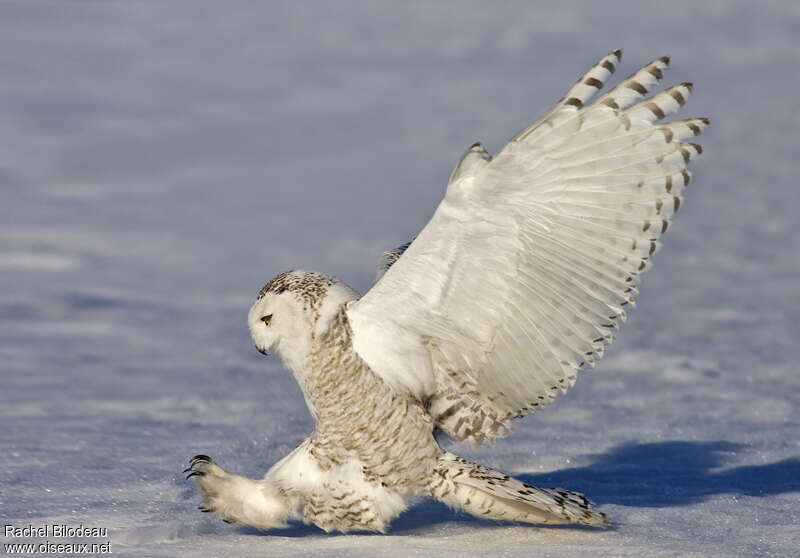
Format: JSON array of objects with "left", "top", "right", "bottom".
[{"left": 429, "top": 451, "right": 609, "bottom": 527}]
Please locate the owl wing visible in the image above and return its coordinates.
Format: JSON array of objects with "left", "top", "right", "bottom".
[
  {"left": 375, "top": 240, "right": 413, "bottom": 282},
  {"left": 347, "top": 50, "right": 708, "bottom": 444}
]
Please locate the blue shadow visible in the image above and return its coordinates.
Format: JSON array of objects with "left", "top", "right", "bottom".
[
  {"left": 517, "top": 440, "right": 800, "bottom": 507},
  {"left": 236, "top": 440, "right": 800, "bottom": 535}
]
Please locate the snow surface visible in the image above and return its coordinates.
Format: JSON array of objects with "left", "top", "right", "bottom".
[{"left": 1, "top": 1, "right": 799, "bottom": 556}]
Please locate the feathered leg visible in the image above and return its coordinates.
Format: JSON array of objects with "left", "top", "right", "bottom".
[
  {"left": 429, "top": 451, "right": 608, "bottom": 527},
  {"left": 184, "top": 455, "right": 293, "bottom": 529}
]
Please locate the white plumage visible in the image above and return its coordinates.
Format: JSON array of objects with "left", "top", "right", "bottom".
[{"left": 186, "top": 50, "right": 708, "bottom": 533}]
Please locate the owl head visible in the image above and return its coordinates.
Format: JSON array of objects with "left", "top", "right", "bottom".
[{"left": 248, "top": 270, "right": 358, "bottom": 368}]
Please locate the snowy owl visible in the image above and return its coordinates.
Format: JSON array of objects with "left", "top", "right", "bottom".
[{"left": 185, "top": 50, "right": 707, "bottom": 532}]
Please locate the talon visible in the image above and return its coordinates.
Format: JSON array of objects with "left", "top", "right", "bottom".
[
  {"left": 191, "top": 454, "right": 211, "bottom": 463},
  {"left": 186, "top": 471, "right": 205, "bottom": 479},
  {"left": 188, "top": 457, "right": 212, "bottom": 468}
]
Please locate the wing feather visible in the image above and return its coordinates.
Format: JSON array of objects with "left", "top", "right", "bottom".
[
  {"left": 348, "top": 50, "right": 708, "bottom": 443},
  {"left": 375, "top": 240, "right": 412, "bottom": 281}
]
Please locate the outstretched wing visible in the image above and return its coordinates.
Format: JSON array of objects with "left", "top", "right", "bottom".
[
  {"left": 375, "top": 240, "right": 413, "bottom": 281},
  {"left": 347, "top": 50, "right": 708, "bottom": 444}
]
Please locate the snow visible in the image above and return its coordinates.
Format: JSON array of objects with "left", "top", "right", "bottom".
[{"left": 1, "top": 1, "right": 798, "bottom": 556}]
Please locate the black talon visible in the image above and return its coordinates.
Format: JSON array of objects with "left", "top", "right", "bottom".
[
  {"left": 191, "top": 454, "right": 211, "bottom": 462},
  {"left": 185, "top": 471, "right": 205, "bottom": 479},
  {"left": 182, "top": 466, "right": 194, "bottom": 473}
]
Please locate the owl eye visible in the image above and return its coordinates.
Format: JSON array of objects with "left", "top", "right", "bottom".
[{"left": 260, "top": 314, "right": 272, "bottom": 326}]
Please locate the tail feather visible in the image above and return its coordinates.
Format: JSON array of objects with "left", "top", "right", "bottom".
[{"left": 430, "top": 452, "right": 608, "bottom": 527}]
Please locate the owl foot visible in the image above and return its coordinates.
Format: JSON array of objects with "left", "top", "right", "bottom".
[
  {"left": 184, "top": 454, "right": 236, "bottom": 522},
  {"left": 184, "top": 454, "right": 292, "bottom": 529}
]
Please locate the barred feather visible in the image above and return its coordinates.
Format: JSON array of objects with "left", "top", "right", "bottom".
[{"left": 352, "top": 50, "right": 709, "bottom": 444}]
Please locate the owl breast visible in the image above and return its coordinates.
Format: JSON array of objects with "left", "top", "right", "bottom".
[{"left": 302, "top": 306, "right": 440, "bottom": 491}]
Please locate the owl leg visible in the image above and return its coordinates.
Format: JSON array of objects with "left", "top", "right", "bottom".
[{"left": 184, "top": 455, "right": 293, "bottom": 530}]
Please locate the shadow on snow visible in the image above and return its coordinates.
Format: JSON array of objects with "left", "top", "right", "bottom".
[
  {"left": 239, "top": 440, "right": 800, "bottom": 536},
  {"left": 517, "top": 440, "right": 800, "bottom": 507}
]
